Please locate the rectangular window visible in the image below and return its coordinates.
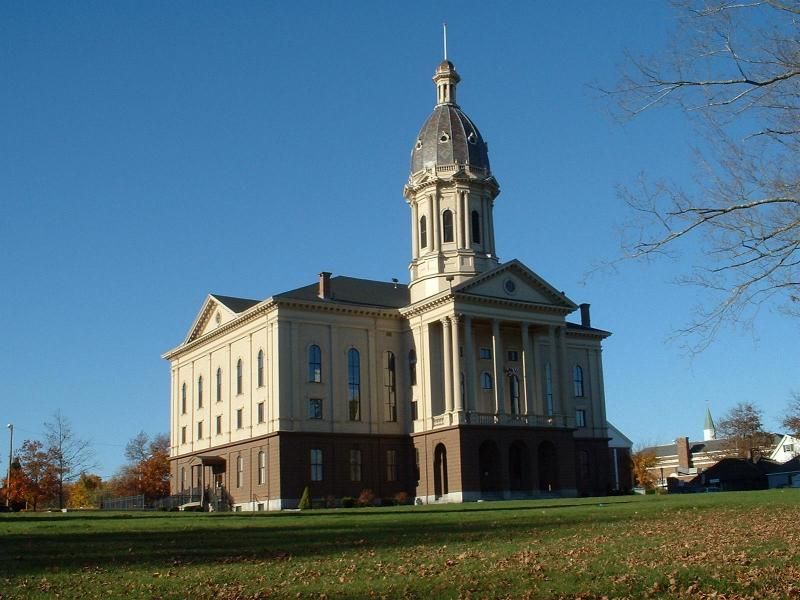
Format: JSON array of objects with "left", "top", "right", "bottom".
[
  {"left": 258, "top": 451, "right": 266, "bottom": 485},
  {"left": 181, "top": 426, "right": 186, "bottom": 444},
  {"left": 310, "top": 448, "right": 323, "bottom": 481},
  {"left": 576, "top": 409, "right": 587, "bottom": 428},
  {"left": 308, "top": 398, "right": 323, "bottom": 419},
  {"left": 785, "top": 444, "right": 794, "bottom": 453},
  {"left": 411, "top": 400, "right": 418, "bottom": 421},
  {"left": 236, "top": 455, "right": 243, "bottom": 488},
  {"left": 384, "top": 351, "right": 397, "bottom": 422},
  {"left": 215, "top": 415, "right": 222, "bottom": 435},
  {"left": 349, "top": 449, "right": 362, "bottom": 482},
  {"left": 196, "top": 421, "right": 203, "bottom": 440},
  {"left": 236, "top": 408, "right": 243, "bottom": 430},
  {"left": 386, "top": 449, "right": 397, "bottom": 482},
  {"left": 257, "top": 402, "right": 265, "bottom": 424},
  {"left": 479, "top": 347, "right": 492, "bottom": 360},
  {"left": 507, "top": 350, "right": 519, "bottom": 362}
]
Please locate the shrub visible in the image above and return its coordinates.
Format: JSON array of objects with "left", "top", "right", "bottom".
[
  {"left": 341, "top": 496, "right": 354, "bottom": 508},
  {"left": 381, "top": 497, "right": 395, "bottom": 507},
  {"left": 298, "top": 486, "right": 311, "bottom": 510},
  {"left": 357, "top": 488, "right": 375, "bottom": 507},
  {"left": 325, "top": 495, "right": 337, "bottom": 509},
  {"left": 394, "top": 491, "right": 411, "bottom": 505}
]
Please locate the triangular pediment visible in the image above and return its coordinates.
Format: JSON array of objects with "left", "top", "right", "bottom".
[
  {"left": 453, "top": 259, "right": 577, "bottom": 310},
  {"left": 183, "top": 294, "right": 260, "bottom": 345}
]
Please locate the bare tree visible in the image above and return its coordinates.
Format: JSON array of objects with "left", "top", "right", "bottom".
[
  {"left": 782, "top": 392, "right": 800, "bottom": 437},
  {"left": 604, "top": 1, "right": 800, "bottom": 351},
  {"left": 717, "top": 401, "right": 775, "bottom": 460},
  {"left": 44, "top": 410, "right": 96, "bottom": 509}
]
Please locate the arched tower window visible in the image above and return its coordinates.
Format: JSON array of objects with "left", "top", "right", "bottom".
[
  {"left": 236, "top": 359, "right": 243, "bottom": 395},
  {"left": 419, "top": 215, "right": 428, "bottom": 249},
  {"left": 308, "top": 345, "right": 322, "bottom": 383},
  {"left": 216, "top": 368, "right": 222, "bottom": 402},
  {"left": 442, "top": 209, "right": 454, "bottom": 243},
  {"left": 347, "top": 348, "right": 361, "bottom": 421},
  {"left": 471, "top": 210, "right": 481, "bottom": 244},
  {"left": 408, "top": 349, "right": 417, "bottom": 386},
  {"left": 573, "top": 365, "right": 584, "bottom": 397}
]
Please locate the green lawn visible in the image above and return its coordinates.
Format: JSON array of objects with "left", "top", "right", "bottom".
[{"left": 1, "top": 490, "right": 799, "bottom": 599}]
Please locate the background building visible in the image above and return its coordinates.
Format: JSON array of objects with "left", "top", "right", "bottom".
[{"left": 164, "top": 58, "right": 616, "bottom": 509}]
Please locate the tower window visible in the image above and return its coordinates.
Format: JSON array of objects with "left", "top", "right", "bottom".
[
  {"left": 420, "top": 215, "right": 428, "bottom": 249},
  {"left": 257, "top": 350, "right": 264, "bottom": 388},
  {"left": 181, "top": 382, "right": 187, "bottom": 414},
  {"left": 442, "top": 209, "right": 454, "bottom": 243},
  {"left": 236, "top": 359, "right": 243, "bottom": 395},
  {"left": 216, "top": 368, "right": 222, "bottom": 402},
  {"left": 481, "top": 372, "right": 493, "bottom": 390},
  {"left": 408, "top": 349, "right": 417, "bottom": 386},
  {"left": 471, "top": 210, "right": 481, "bottom": 244},
  {"left": 197, "top": 376, "right": 203, "bottom": 409}
]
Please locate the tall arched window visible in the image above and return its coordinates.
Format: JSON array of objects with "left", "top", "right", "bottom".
[
  {"left": 384, "top": 351, "right": 397, "bottom": 422},
  {"left": 308, "top": 345, "right": 322, "bottom": 383},
  {"left": 181, "top": 382, "right": 187, "bottom": 414},
  {"left": 442, "top": 209, "right": 454, "bottom": 242},
  {"left": 236, "top": 359, "right": 243, "bottom": 395},
  {"left": 471, "top": 210, "right": 481, "bottom": 243},
  {"left": 236, "top": 455, "right": 244, "bottom": 488},
  {"left": 544, "top": 362, "right": 554, "bottom": 415},
  {"left": 408, "top": 349, "right": 417, "bottom": 386},
  {"left": 348, "top": 348, "right": 361, "bottom": 421},
  {"left": 419, "top": 215, "right": 428, "bottom": 249},
  {"left": 573, "top": 365, "right": 584, "bottom": 397},
  {"left": 197, "top": 376, "right": 203, "bottom": 409},
  {"left": 257, "top": 350, "right": 264, "bottom": 388},
  {"left": 216, "top": 367, "right": 222, "bottom": 402},
  {"left": 509, "top": 375, "right": 520, "bottom": 415}
]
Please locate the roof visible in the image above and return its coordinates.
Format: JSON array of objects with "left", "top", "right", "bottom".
[
  {"left": 210, "top": 294, "right": 260, "bottom": 314},
  {"left": 704, "top": 407, "right": 716, "bottom": 431},
  {"left": 644, "top": 434, "right": 783, "bottom": 458},
  {"left": 275, "top": 276, "right": 410, "bottom": 309},
  {"left": 411, "top": 104, "right": 490, "bottom": 174}
]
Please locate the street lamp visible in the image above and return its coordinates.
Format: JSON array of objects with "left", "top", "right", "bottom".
[{"left": 5, "top": 423, "right": 12, "bottom": 508}]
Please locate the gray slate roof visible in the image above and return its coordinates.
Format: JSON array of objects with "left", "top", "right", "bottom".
[
  {"left": 275, "top": 276, "right": 409, "bottom": 309},
  {"left": 210, "top": 294, "right": 260, "bottom": 314},
  {"left": 411, "top": 104, "right": 490, "bottom": 173}
]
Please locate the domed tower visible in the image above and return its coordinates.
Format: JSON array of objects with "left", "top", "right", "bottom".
[{"left": 404, "top": 59, "right": 500, "bottom": 303}]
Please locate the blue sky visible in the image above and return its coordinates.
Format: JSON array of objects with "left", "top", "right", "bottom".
[{"left": 1, "top": 1, "right": 796, "bottom": 478}]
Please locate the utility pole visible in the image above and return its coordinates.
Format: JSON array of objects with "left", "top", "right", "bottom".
[{"left": 5, "top": 423, "right": 12, "bottom": 508}]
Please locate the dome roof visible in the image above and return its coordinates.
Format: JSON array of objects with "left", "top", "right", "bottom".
[{"left": 410, "top": 104, "right": 490, "bottom": 174}]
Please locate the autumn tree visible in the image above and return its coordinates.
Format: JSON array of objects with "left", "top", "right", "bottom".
[
  {"left": 605, "top": 1, "right": 800, "bottom": 351},
  {"left": 44, "top": 410, "right": 96, "bottom": 509},
  {"left": 630, "top": 448, "right": 658, "bottom": 490},
  {"left": 67, "top": 473, "right": 103, "bottom": 509},
  {"left": 15, "top": 440, "right": 59, "bottom": 510},
  {"left": 717, "top": 402, "right": 774, "bottom": 460},
  {"left": 113, "top": 432, "right": 170, "bottom": 501},
  {"left": 782, "top": 392, "right": 800, "bottom": 438}
]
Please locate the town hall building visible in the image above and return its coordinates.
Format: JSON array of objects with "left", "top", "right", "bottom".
[{"left": 163, "top": 57, "right": 616, "bottom": 510}]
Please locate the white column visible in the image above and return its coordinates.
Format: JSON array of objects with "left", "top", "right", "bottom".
[
  {"left": 491, "top": 319, "right": 505, "bottom": 415},
  {"left": 463, "top": 315, "right": 475, "bottom": 413},
  {"left": 463, "top": 191, "right": 471, "bottom": 248},
  {"left": 455, "top": 191, "right": 463, "bottom": 248},
  {"left": 442, "top": 318, "right": 453, "bottom": 413},
  {"left": 521, "top": 322, "right": 533, "bottom": 416},
  {"left": 432, "top": 194, "right": 440, "bottom": 252},
  {"left": 411, "top": 202, "right": 419, "bottom": 260},
  {"left": 452, "top": 314, "right": 463, "bottom": 414}
]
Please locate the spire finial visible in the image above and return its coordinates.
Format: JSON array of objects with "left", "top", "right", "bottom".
[{"left": 443, "top": 22, "right": 448, "bottom": 60}]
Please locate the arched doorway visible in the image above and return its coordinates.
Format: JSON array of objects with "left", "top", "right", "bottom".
[
  {"left": 479, "top": 441, "right": 501, "bottom": 494},
  {"left": 538, "top": 441, "right": 558, "bottom": 492},
  {"left": 434, "top": 443, "right": 448, "bottom": 499},
  {"left": 509, "top": 441, "right": 530, "bottom": 491}
]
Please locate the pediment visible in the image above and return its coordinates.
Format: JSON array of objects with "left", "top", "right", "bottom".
[
  {"left": 453, "top": 260, "right": 577, "bottom": 310},
  {"left": 183, "top": 294, "right": 258, "bottom": 345}
]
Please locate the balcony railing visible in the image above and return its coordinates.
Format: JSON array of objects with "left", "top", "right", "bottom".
[{"left": 427, "top": 412, "right": 574, "bottom": 429}]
